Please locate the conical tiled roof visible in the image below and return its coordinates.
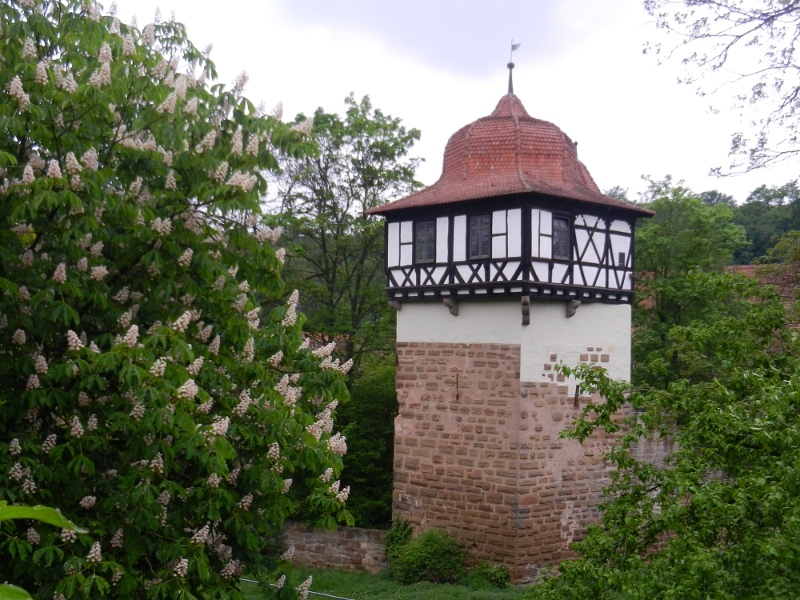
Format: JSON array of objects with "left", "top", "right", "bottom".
[{"left": 370, "top": 94, "right": 652, "bottom": 216}]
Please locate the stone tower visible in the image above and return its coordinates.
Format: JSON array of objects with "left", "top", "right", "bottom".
[{"left": 367, "top": 88, "right": 653, "bottom": 582}]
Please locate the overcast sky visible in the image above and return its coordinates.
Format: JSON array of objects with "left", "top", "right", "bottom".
[{"left": 116, "top": 0, "right": 799, "bottom": 203}]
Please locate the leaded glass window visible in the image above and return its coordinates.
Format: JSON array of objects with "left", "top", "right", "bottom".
[
  {"left": 552, "top": 217, "right": 571, "bottom": 260},
  {"left": 415, "top": 221, "right": 436, "bottom": 263},
  {"left": 469, "top": 215, "right": 491, "bottom": 259}
]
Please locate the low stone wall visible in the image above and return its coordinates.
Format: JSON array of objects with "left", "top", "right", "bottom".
[{"left": 282, "top": 521, "right": 388, "bottom": 573}]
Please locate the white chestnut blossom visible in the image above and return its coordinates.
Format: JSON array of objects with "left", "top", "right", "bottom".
[
  {"left": 177, "top": 248, "right": 193, "bottom": 267},
  {"left": 9, "top": 439, "right": 21, "bottom": 456},
  {"left": 91, "top": 266, "right": 109, "bottom": 281},
  {"left": 150, "top": 357, "right": 167, "bottom": 377},
  {"left": 269, "top": 351, "right": 283, "bottom": 367},
  {"left": 88, "top": 62, "right": 111, "bottom": 87},
  {"left": 186, "top": 97, "right": 198, "bottom": 115},
  {"left": 86, "top": 541, "right": 102, "bottom": 562},
  {"left": 46, "top": 160, "right": 62, "bottom": 178},
  {"left": 53, "top": 262, "right": 67, "bottom": 284},
  {"left": 99, "top": 42, "right": 113, "bottom": 63},
  {"left": 42, "top": 434, "right": 57, "bottom": 452},
  {"left": 274, "top": 575, "right": 286, "bottom": 589},
  {"left": 8, "top": 76, "right": 30, "bottom": 109},
  {"left": 122, "top": 34, "right": 135, "bottom": 56},
  {"left": 210, "top": 416, "right": 230, "bottom": 437},
  {"left": 22, "top": 38, "right": 37, "bottom": 60},
  {"left": 173, "top": 557, "right": 189, "bottom": 577},
  {"left": 191, "top": 523, "right": 210, "bottom": 544},
  {"left": 26, "top": 374, "right": 40, "bottom": 390},
  {"left": 238, "top": 493, "right": 253, "bottom": 510},
  {"left": 81, "top": 148, "right": 99, "bottom": 171},
  {"left": 195, "top": 130, "right": 216, "bottom": 153},
  {"left": 206, "top": 473, "right": 222, "bottom": 488},
  {"left": 187, "top": 357, "right": 203, "bottom": 375},
  {"left": 208, "top": 335, "right": 220, "bottom": 355},
  {"left": 280, "top": 546, "right": 295, "bottom": 561},
  {"left": 12, "top": 329, "right": 26, "bottom": 345},
  {"left": 123, "top": 325, "right": 138, "bottom": 347},
  {"left": 111, "top": 528, "right": 124, "bottom": 548},
  {"left": 282, "top": 478, "right": 292, "bottom": 494},
  {"left": 22, "top": 165, "right": 35, "bottom": 184},
  {"left": 165, "top": 169, "right": 177, "bottom": 190},
  {"left": 130, "top": 403, "right": 145, "bottom": 420},
  {"left": 70, "top": 417, "right": 84, "bottom": 438},
  {"left": 296, "top": 576, "right": 313, "bottom": 600},
  {"left": 26, "top": 527, "right": 40, "bottom": 545},
  {"left": 177, "top": 379, "right": 198, "bottom": 399},
  {"left": 80, "top": 495, "right": 96, "bottom": 508}
]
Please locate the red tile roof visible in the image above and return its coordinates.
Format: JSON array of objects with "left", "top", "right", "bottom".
[{"left": 369, "top": 94, "right": 653, "bottom": 217}]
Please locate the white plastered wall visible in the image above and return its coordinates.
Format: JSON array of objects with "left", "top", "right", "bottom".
[{"left": 396, "top": 300, "right": 631, "bottom": 392}]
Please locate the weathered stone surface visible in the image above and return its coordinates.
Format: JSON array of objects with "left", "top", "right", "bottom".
[
  {"left": 393, "top": 341, "right": 664, "bottom": 583},
  {"left": 282, "top": 521, "right": 387, "bottom": 573}
]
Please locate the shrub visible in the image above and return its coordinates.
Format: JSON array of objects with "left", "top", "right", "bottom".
[
  {"left": 468, "top": 562, "right": 511, "bottom": 589},
  {"left": 384, "top": 518, "right": 413, "bottom": 564},
  {"left": 0, "top": 1, "right": 351, "bottom": 597},
  {"left": 392, "top": 528, "right": 466, "bottom": 585}
]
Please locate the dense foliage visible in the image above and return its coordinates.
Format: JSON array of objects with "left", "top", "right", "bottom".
[
  {"left": 632, "top": 177, "right": 747, "bottom": 386},
  {"left": 269, "top": 95, "right": 419, "bottom": 528},
  {"left": 270, "top": 94, "right": 421, "bottom": 375},
  {"left": 528, "top": 274, "right": 800, "bottom": 599},
  {"left": 0, "top": 2, "right": 351, "bottom": 598}
]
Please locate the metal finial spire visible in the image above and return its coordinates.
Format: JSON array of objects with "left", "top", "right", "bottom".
[{"left": 508, "top": 39, "right": 521, "bottom": 95}]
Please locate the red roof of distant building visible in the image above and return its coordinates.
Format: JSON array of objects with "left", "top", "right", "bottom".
[{"left": 369, "top": 94, "right": 653, "bottom": 217}]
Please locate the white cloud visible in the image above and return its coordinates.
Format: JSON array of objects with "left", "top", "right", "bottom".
[{"left": 115, "top": 0, "right": 799, "bottom": 203}]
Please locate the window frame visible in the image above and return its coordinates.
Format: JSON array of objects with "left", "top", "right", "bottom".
[
  {"left": 414, "top": 220, "right": 437, "bottom": 264},
  {"left": 551, "top": 215, "right": 571, "bottom": 261},
  {"left": 468, "top": 214, "right": 492, "bottom": 259}
]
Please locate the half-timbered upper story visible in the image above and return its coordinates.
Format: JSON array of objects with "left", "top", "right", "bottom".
[{"left": 368, "top": 90, "right": 653, "bottom": 305}]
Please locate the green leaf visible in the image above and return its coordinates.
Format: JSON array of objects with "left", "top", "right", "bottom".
[
  {"left": 0, "top": 502, "right": 86, "bottom": 532},
  {"left": 0, "top": 584, "right": 33, "bottom": 600}
]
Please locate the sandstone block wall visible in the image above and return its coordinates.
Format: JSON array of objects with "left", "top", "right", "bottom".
[
  {"left": 394, "top": 341, "right": 647, "bottom": 582},
  {"left": 282, "top": 521, "right": 387, "bottom": 573}
]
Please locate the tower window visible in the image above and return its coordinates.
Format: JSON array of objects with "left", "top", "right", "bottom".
[
  {"left": 552, "top": 217, "right": 571, "bottom": 260},
  {"left": 415, "top": 221, "right": 436, "bottom": 263},
  {"left": 618, "top": 252, "right": 626, "bottom": 267},
  {"left": 469, "top": 215, "right": 491, "bottom": 259}
]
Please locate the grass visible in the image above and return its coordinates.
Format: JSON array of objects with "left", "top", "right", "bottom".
[{"left": 241, "top": 566, "right": 528, "bottom": 600}]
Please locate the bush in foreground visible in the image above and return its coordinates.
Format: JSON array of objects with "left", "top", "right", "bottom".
[
  {"left": 391, "top": 528, "right": 466, "bottom": 585},
  {"left": 0, "top": 1, "right": 350, "bottom": 597}
]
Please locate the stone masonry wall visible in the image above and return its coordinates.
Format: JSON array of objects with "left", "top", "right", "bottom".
[
  {"left": 282, "top": 521, "right": 387, "bottom": 573},
  {"left": 394, "top": 341, "right": 645, "bottom": 583}
]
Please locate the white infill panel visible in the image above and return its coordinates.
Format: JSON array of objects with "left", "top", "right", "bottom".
[
  {"left": 532, "top": 261, "right": 549, "bottom": 282},
  {"left": 610, "top": 234, "right": 631, "bottom": 267},
  {"left": 453, "top": 216, "right": 467, "bottom": 262},
  {"left": 492, "top": 235, "right": 507, "bottom": 259},
  {"left": 531, "top": 209, "right": 541, "bottom": 257},
  {"left": 540, "top": 210, "right": 552, "bottom": 235},
  {"left": 574, "top": 268, "right": 585, "bottom": 286},
  {"left": 433, "top": 266, "right": 447, "bottom": 284},
  {"left": 583, "top": 265, "right": 599, "bottom": 286},
  {"left": 436, "top": 217, "right": 449, "bottom": 263},
  {"left": 503, "top": 261, "right": 519, "bottom": 280},
  {"left": 610, "top": 220, "right": 632, "bottom": 234},
  {"left": 596, "top": 269, "right": 607, "bottom": 288},
  {"left": 456, "top": 264, "right": 473, "bottom": 283},
  {"left": 580, "top": 214, "right": 599, "bottom": 229},
  {"left": 507, "top": 209, "right": 521, "bottom": 257},
  {"left": 552, "top": 263, "right": 569, "bottom": 284},
  {"left": 540, "top": 240, "right": 552, "bottom": 259},
  {"left": 387, "top": 222, "right": 400, "bottom": 267},
  {"left": 400, "top": 244, "right": 413, "bottom": 266},
  {"left": 400, "top": 221, "right": 412, "bottom": 243},
  {"left": 492, "top": 210, "right": 507, "bottom": 234}
]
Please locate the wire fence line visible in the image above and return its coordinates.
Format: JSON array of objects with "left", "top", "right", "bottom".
[{"left": 239, "top": 577, "right": 356, "bottom": 600}]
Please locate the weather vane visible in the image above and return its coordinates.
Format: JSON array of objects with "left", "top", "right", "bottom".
[{"left": 508, "top": 39, "right": 521, "bottom": 94}]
